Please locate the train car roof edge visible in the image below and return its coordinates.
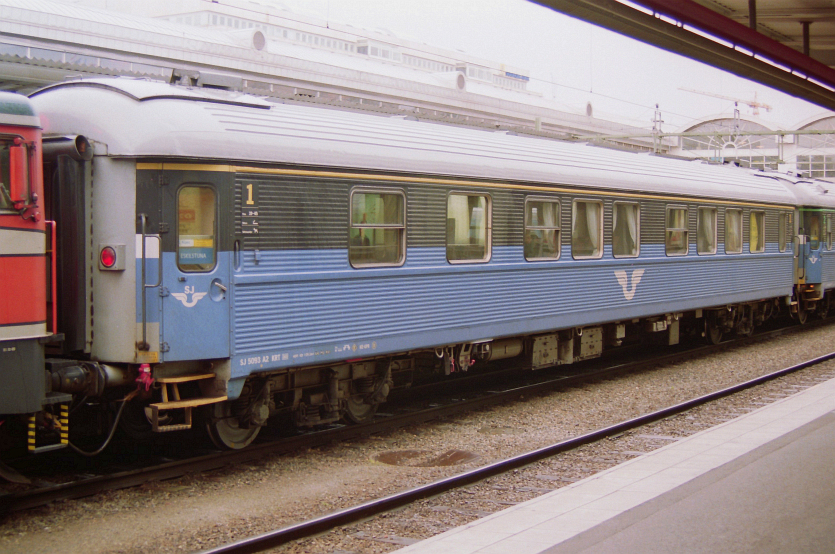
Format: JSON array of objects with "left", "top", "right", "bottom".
[{"left": 28, "top": 78, "right": 820, "bottom": 207}]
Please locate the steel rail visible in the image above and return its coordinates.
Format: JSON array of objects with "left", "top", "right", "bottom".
[{"left": 197, "top": 350, "right": 835, "bottom": 554}]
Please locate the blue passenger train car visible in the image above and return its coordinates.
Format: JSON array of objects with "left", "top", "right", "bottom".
[{"left": 12, "top": 77, "right": 834, "bottom": 450}]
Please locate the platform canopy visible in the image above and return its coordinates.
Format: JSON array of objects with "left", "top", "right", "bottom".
[{"left": 533, "top": 0, "right": 835, "bottom": 111}]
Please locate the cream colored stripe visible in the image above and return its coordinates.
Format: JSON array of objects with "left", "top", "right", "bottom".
[
  {"left": 0, "top": 323, "right": 47, "bottom": 341},
  {"left": 0, "top": 229, "right": 45, "bottom": 256}
]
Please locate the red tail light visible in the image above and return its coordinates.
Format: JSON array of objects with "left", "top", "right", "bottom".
[{"left": 100, "top": 246, "right": 117, "bottom": 268}]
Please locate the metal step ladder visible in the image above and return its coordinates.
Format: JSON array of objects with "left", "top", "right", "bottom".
[{"left": 149, "top": 373, "right": 227, "bottom": 432}]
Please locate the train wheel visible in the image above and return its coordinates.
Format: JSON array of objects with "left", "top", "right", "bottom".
[
  {"left": 796, "top": 306, "right": 809, "bottom": 325},
  {"left": 344, "top": 395, "right": 379, "bottom": 424},
  {"left": 706, "top": 319, "right": 723, "bottom": 345},
  {"left": 819, "top": 296, "right": 830, "bottom": 320},
  {"left": 206, "top": 402, "right": 260, "bottom": 450}
]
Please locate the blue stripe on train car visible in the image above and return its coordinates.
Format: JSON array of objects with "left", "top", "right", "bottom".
[{"left": 229, "top": 244, "right": 793, "bottom": 379}]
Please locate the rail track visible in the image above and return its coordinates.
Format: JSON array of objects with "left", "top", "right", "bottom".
[
  {"left": 196, "top": 344, "right": 835, "bottom": 553},
  {"left": 0, "top": 319, "right": 827, "bottom": 517}
]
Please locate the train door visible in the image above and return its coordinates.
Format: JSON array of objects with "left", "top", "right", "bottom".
[
  {"left": 799, "top": 209, "right": 823, "bottom": 284},
  {"left": 158, "top": 170, "right": 231, "bottom": 361}
]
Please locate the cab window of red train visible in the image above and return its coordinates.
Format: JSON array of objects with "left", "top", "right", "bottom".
[
  {"left": 177, "top": 185, "right": 217, "bottom": 272},
  {"left": 447, "top": 193, "right": 490, "bottom": 263},
  {"left": 524, "top": 198, "right": 560, "bottom": 261},
  {"left": 697, "top": 207, "right": 717, "bottom": 255},
  {"left": 725, "top": 209, "right": 743, "bottom": 254},
  {"left": 665, "top": 206, "right": 689, "bottom": 256},
  {"left": 612, "top": 202, "right": 639, "bottom": 258},
  {"left": 779, "top": 213, "right": 788, "bottom": 252},
  {"left": 0, "top": 138, "right": 18, "bottom": 211},
  {"left": 571, "top": 200, "right": 602, "bottom": 259},
  {"left": 750, "top": 211, "right": 765, "bottom": 253},
  {"left": 349, "top": 189, "right": 405, "bottom": 267}
]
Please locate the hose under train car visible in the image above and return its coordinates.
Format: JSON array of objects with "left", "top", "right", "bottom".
[{"left": 67, "top": 389, "right": 138, "bottom": 457}]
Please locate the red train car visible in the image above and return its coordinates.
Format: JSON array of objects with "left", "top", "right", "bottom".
[{"left": 0, "top": 91, "right": 65, "bottom": 452}]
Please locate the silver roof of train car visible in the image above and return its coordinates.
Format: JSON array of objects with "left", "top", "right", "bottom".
[
  {"left": 30, "top": 78, "right": 805, "bottom": 206},
  {"left": 755, "top": 172, "right": 835, "bottom": 209}
]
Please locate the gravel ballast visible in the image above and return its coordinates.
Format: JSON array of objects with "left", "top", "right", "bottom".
[{"left": 2, "top": 324, "right": 834, "bottom": 554}]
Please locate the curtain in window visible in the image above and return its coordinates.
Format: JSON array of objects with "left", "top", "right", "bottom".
[
  {"left": 698, "top": 208, "right": 716, "bottom": 254},
  {"left": 726, "top": 210, "right": 742, "bottom": 253},
  {"left": 750, "top": 213, "right": 760, "bottom": 252},
  {"left": 666, "top": 208, "right": 688, "bottom": 255},
  {"left": 542, "top": 203, "right": 558, "bottom": 257},
  {"left": 585, "top": 203, "right": 599, "bottom": 255},
  {"left": 614, "top": 203, "right": 637, "bottom": 256},
  {"left": 572, "top": 202, "right": 600, "bottom": 258}
]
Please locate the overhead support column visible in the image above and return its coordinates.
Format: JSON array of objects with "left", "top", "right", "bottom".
[
  {"left": 802, "top": 21, "right": 811, "bottom": 56},
  {"left": 748, "top": 0, "right": 757, "bottom": 31}
]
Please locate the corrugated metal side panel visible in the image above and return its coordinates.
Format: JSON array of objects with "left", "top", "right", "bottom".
[
  {"left": 236, "top": 174, "right": 347, "bottom": 251},
  {"left": 823, "top": 252, "right": 835, "bottom": 287},
  {"left": 232, "top": 248, "right": 792, "bottom": 355},
  {"left": 406, "top": 184, "right": 445, "bottom": 248}
]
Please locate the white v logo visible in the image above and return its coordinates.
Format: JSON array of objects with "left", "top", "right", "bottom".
[{"left": 614, "top": 269, "right": 645, "bottom": 301}]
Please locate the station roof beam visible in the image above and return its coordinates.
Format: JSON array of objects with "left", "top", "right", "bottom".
[{"left": 532, "top": 0, "right": 835, "bottom": 112}]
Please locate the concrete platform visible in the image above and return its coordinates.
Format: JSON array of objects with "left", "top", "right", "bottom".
[{"left": 394, "top": 374, "right": 835, "bottom": 554}]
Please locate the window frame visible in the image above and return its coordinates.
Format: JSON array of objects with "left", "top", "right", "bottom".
[
  {"left": 827, "top": 214, "right": 833, "bottom": 250},
  {"left": 446, "top": 191, "right": 492, "bottom": 264},
  {"left": 612, "top": 201, "right": 640, "bottom": 258},
  {"left": 176, "top": 184, "right": 218, "bottom": 273},
  {"left": 665, "top": 205, "right": 690, "bottom": 257},
  {"left": 348, "top": 187, "right": 407, "bottom": 268},
  {"left": 749, "top": 211, "right": 765, "bottom": 253},
  {"left": 0, "top": 134, "right": 30, "bottom": 213},
  {"left": 524, "top": 196, "right": 561, "bottom": 261},
  {"left": 571, "top": 198, "right": 604, "bottom": 260},
  {"left": 724, "top": 208, "right": 743, "bottom": 254},
  {"left": 696, "top": 206, "right": 717, "bottom": 255}
]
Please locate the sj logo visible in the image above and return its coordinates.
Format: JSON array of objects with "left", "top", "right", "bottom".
[
  {"left": 614, "top": 269, "right": 645, "bottom": 301},
  {"left": 171, "top": 285, "right": 207, "bottom": 308}
]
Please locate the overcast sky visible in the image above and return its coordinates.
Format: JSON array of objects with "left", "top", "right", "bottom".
[{"left": 263, "top": 0, "right": 829, "bottom": 130}]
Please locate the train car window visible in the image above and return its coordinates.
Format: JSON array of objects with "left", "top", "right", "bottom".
[
  {"left": 177, "top": 185, "right": 217, "bottom": 272},
  {"left": 0, "top": 138, "right": 26, "bottom": 211},
  {"left": 827, "top": 215, "right": 833, "bottom": 250},
  {"left": 612, "top": 202, "right": 639, "bottom": 258},
  {"left": 349, "top": 189, "right": 406, "bottom": 267},
  {"left": 0, "top": 140, "right": 11, "bottom": 210},
  {"left": 524, "top": 198, "right": 560, "bottom": 261},
  {"left": 779, "top": 213, "right": 788, "bottom": 252},
  {"left": 725, "top": 209, "right": 743, "bottom": 254},
  {"left": 697, "top": 207, "right": 717, "bottom": 255},
  {"left": 749, "top": 212, "right": 765, "bottom": 253},
  {"left": 571, "top": 200, "right": 602, "bottom": 259},
  {"left": 447, "top": 193, "right": 491, "bottom": 263},
  {"left": 665, "top": 206, "right": 689, "bottom": 256}
]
